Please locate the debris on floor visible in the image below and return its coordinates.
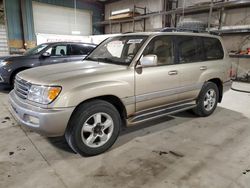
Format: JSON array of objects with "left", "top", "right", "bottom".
[
  {"left": 4, "top": 116, "right": 10, "bottom": 120},
  {"left": 242, "top": 169, "right": 250, "bottom": 174},
  {"left": 152, "top": 150, "right": 168, "bottom": 156},
  {"left": 169, "top": 150, "right": 184, "bottom": 158},
  {"left": 9, "top": 151, "right": 14, "bottom": 156}
]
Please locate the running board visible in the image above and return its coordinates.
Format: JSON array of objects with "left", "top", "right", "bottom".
[{"left": 127, "top": 102, "right": 196, "bottom": 125}]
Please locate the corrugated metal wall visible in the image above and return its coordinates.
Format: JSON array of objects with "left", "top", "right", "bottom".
[
  {"left": 5, "top": 0, "right": 23, "bottom": 53},
  {"left": 0, "top": 25, "right": 9, "bottom": 55},
  {"left": 4, "top": 0, "right": 104, "bottom": 54}
]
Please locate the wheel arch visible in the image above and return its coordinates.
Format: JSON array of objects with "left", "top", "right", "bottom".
[
  {"left": 207, "top": 78, "right": 223, "bottom": 103},
  {"left": 68, "top": 95, "right": 128, "bottom": 129}
]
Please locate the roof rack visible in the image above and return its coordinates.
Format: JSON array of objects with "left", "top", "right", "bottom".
[{"left": 160, "top": 27, "right": 220, "bottom": 36}]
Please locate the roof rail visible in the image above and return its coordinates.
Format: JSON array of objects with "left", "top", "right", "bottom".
[{"left": 160, "top": 27, "right": 220, "bottom": 35}]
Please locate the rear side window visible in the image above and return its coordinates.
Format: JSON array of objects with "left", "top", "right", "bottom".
[
  {"left": 177, "top": 36, "right": 204, "bottom": 64},
  {"left": 203, "top": 38, "right": 224, "bottom": 60},
  {"left": 177, "top": 36, "right": 224, "bottom": 63},
  {"left": 70, "top": 44, "right": 94, "bottom": 55}
]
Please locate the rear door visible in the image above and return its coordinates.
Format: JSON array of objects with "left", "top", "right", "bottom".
[
  {"left": 40, "top": 44, "right": 70, "bottom": 65},
  {"left": 68, "top": 44, "right": 95, "bottom": 61},
  {"left": 176, "top": 36, "right": 224, "bottom": 101},
  {"left": 135, "top": 35, "right": 180, "bottom": 112}
]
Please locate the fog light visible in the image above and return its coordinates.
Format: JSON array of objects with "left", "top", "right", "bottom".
[{"left": 24, "top": 115, "right": 39, "bottom": 127}]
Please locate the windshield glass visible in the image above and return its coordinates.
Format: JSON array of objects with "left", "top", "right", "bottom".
[
  {"left": 86, "top": 35, "right": 148, "bottom": 65},
  {"left": 24, "top": 44, "right": 48, "bottom": 56}
]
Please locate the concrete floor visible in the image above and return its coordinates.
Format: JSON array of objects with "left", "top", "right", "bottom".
[{"left": 0, "top": 86, "right": 250, "bottom": 188}]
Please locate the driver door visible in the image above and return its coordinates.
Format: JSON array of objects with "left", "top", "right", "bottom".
[{"left": 135, "top": 35, "right": 180, "bottom": 112}]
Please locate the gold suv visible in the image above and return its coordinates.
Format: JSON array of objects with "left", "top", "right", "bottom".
[{"left": 9, "top": 32, "right": 232, "bottom": 156}]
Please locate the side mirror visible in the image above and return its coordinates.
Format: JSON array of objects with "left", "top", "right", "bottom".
[
  {"left": 42, "top": 52, "right": 51, "bottom": 57},
  {"left": 139, "top": 55, "right": 158, "bottom": 68}
]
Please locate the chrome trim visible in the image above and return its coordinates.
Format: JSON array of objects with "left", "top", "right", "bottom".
[
  {"left": 133, "top": 101, "right": 196, "bottom": 120},
  {"left": 136, "top": 83, "right": 203, "bottom": 103},
  {"left": 14, "top": 76, "right": 31, "bottom": 100},
  {"left": 128, "top": 101, "right": 197, "bottom": 125},
  {"left": 122, "top": 83, "right": 203, "bottom": 105}
]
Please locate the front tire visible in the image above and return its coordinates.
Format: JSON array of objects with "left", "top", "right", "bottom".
[
  {"left": 193, "top": 82, "right": 219, "bottom": 117},
  {"left": 65, "top": 100, "right": 121, "bottom": 156}
]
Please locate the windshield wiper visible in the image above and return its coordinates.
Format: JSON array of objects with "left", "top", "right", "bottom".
[
  {"left": 97, "top": 57, "right": 118, "bottom": 64},
  {"left": 87, "top": 57, "right": 121, "bottom": 64},
  {"left": 85, "top": 57, "right": 99, "bottom": 61}
]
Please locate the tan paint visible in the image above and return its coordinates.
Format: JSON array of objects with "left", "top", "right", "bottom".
[{"left": 10, "top": 32, "right": 232, "bottom": 136}]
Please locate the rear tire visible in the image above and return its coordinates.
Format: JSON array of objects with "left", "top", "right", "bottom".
[
  {"left": 65, "top": 100, "right": 121, "bottom": 156},
  {"left": 193, "top": 82, "right": 219, "bottom": 117}
]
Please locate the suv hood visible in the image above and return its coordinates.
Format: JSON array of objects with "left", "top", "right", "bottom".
[{"left": 18, "top": 60, "right": 128, "bottom": 85}]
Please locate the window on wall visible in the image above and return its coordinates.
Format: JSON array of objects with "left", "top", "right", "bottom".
[
  {"left": 177, "top": 36, "right": 204, "bottom": 64},
  {"left": 203, "top": 38, "right": 224, "bottom": 60}
]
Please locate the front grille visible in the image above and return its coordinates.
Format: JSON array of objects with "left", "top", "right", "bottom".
[{"left": 14, "top": 76, "right": 31, "bottom": 100}]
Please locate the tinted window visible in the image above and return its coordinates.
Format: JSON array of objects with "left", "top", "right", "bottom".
[
  {"left": 143, "top": 36, "right": 174, "bottom": 65},
  {"left": 203, "top": 38, "right": 224, "bottom": 60},
  {"left": 177, "top": 36, "right": 204, "bottom": 64},
  {"left": 70, "top": 44, "right": 94, "bottom": 55}
]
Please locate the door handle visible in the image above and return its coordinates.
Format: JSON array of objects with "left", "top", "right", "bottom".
[
  {"left": 168, "top": 70, "right": 178, "bottom": 75},
  {"left": 200, "top": 66, "right": 207, "bottom": 70}
]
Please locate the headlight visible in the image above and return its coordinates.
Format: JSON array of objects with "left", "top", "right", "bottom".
[
  {"left": 0, "top": 60, "right": 11, "bottom": 67},
  {"left": 27, "top": 85, "right": 61, "bottom": 104}
]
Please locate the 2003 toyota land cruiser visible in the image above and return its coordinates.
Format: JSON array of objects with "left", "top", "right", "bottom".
[{"left": 9, "top": 32, "right": 232, "bottom": 156}]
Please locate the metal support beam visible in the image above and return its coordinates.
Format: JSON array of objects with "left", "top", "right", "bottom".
[{"left": 208, "top": 0, "right": 214, "bottom": 32}]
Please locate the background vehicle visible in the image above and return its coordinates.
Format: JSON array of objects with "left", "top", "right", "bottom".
[
  {"left": 0, "top": 42, "right": 96, "bottom": 86},
  {"left": 9, "top": 32, "right": 232, "bottom": 156}
]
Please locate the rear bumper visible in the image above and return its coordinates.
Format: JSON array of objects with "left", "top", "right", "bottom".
[
  {"left": 223, "top": 80, "right": 232, "bottom": 93},
  {"left": 9, "top": 90, "right": 75, "bottom": 137}
]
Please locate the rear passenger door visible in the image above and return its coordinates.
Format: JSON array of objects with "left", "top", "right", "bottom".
[
  {"left": 68, "top": 44, "right": 94, "bottom": 61},
  {"left": 176, "top": 36, "right": 224, "bottom": 101}
]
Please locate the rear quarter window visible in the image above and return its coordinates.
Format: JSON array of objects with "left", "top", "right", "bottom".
[{"left": 203, "top": 37, "right": 224, "bottom": 60}]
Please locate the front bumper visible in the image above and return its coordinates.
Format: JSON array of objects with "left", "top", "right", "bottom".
[
  {"left": 223, "top": 80, "right": 232, "bottom": 93},
  {"left": 9, "top": 90, "right": 75, "bottom": 137},
  {"left": 0, "top": 67, "right": 10, "bottom": 84}
]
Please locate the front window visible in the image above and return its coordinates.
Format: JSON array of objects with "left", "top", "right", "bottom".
[
  {"left": 45, "top": 45, "right": 69, "bottom": 56},
  {"left": 24, "top": 44, "right": 48, "bottom": 56},
  {"left": 86, "top": 35, "right": 148, "bottom": 65}
]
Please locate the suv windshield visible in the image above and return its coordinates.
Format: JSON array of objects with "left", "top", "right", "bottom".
[
  {"left": 86, "top": 35, "right": 148, "bottom": 65},
  {"left": 24, "top": 44, "right": 48, "bottom": 56}
]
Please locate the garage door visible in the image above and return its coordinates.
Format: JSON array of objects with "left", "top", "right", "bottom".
[{"left": 32, "top": 2, "right": 92, "bottom": 36}]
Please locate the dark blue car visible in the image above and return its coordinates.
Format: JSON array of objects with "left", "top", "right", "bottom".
[{"left": 0, "top": 42, "right": 96, "bottom": 87}]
